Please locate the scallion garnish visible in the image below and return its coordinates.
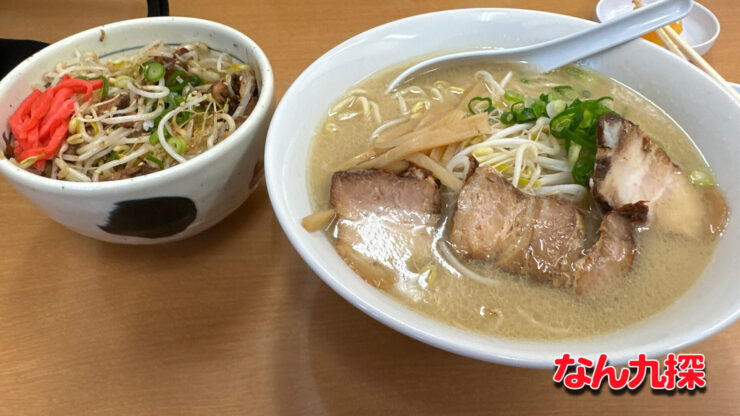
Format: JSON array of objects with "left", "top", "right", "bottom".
[
  {"left": 467, "top": 96, "right": 494, "bottom": 114},
  {"left": 75, "top": 75, "right": 109, "bottom": 99},
  {"left": 141, "top": 61, "right": 165, "bottom": 82},
  {"left": 146, "top": 153, "right": 164, "bottom": 169},
  {"left": 149, "top": 131, "right": 161, "bottom": 145},
  {"left": 190, "top": 74, "right": 203, "bottom": 86},
  {"left": 166, "top": 70, "right": 190, "bottom": 92},
  {"left": 554, "top": 85, "right": 578, "bottom": 100},
  {"left": 549, "top": 97, "right": 615, "bottom": 186},
  {"left": 175, "top": 111, "right": 192, "bottom": 124},
  {"left": 107, "top": 150, "right": 120, "bottom": 162},
  {"left": 167, "top": 136, "right": 187, "bottom": 154},
  {"left": 504, "top": 90, "right": 524, "bottom": 103}
]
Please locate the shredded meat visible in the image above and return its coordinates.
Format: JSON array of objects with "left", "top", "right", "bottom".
[
  {"left": 231, "top": 75, "right": 241, "bottom": 98},
  {"left": 154, "top": 54, "right": 188, "bottom": 78},
  {"left": 153, "top": 55, "right": 176, "bottom": 72},
  {"left": 97, "top": 94, "right": 130, "bottom": 113},
  {"left": 2, "top": 131, "right": 13, "bottom": 159},
  {"left": 209, "top": 81, "right": 231, "bottom": 105},
  {"left": 330, "top": 168, "right": 440, "bottom": 288}
]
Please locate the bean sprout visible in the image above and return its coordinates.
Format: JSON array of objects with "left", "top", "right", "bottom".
[{"left": 8, "top": 42, "right": 259, "bottom": 181}]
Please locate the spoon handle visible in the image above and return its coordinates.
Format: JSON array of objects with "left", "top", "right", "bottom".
[
  {"left": 522, "top": 0, "right": 693, "bottom": 72},
  {"left": 386, "top": 0, "right": 693, "bottom": 93}
]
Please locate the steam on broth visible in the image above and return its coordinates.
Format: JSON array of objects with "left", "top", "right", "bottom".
[{"left": 306, "top": 61, "right": 727, "bottom": 340}]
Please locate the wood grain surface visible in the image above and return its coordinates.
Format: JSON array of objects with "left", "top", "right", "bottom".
[{"left": 0, "top": 1, "right": 738, "bottom": 414}]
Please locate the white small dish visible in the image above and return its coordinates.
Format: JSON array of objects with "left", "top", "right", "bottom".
[
  {"left": 595, "top": 0, "right": 720, "bottom": 55},
  {"left": 0, "top": 17, "right": 274, "bottom": 244}
]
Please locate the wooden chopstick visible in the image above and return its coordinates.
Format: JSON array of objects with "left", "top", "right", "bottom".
[
  {"left": 662, "top": 25, "right": 740, "bottom": 101},
  {"left": 654, "top": 27, "right": 686, "bottom": 60},
  {"left": 632, "top": 0, "right": 740, "bottom": 102}
]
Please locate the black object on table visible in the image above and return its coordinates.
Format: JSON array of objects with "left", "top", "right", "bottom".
[{"left": 0, "top": 0, "right": 169, "bottom": 80}]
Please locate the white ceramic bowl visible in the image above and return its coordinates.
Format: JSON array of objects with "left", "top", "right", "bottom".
[
  {"left": 0, "top": 17, "right": 274, "bottom": 244},
  {"left": 266, "top": 8, "right": 740, "bottom": 368},
  {"left": 596, "top": 0, "right": 720, "bottom": 55}
]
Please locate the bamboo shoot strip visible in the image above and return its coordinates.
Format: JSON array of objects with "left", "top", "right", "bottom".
[
  {"left": 301, "top": 209, "right": 336, "bottom": 232},
  {"left": 359, "top": 113, "right": 492, "bottom": 169},
  {"left": 375, "top": 108, "right": 469, "bottom": 149},
  {"left": 336, "top": 148, "right": 377, "bottom": 170}
]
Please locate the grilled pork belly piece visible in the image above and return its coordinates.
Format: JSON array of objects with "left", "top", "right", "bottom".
[
  {"left": 450, "top": 165, "right": 636, "bottom": 294},
  {"left": 593, "top": 113, "right": 727, "bottom": 238},
  {"left": 330, "top": 167, "right": 440, "bottom": 288},
  {"left": 574, "top": 212, "right": 636, "bottom": 295},
  {"left": 449, "top": 165, "right": 586, "bottom": 289}
]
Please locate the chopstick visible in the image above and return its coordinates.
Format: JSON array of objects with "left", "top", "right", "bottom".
[
  {"left": 632, "top": 0, "right": 740, "bottom": 102},
  {"left": 654, "top": 27, "right": 686, "bottom": 60}
]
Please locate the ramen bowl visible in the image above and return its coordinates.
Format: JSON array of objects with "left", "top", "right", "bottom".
[
  {"left": 0, "top": 17, "right": 274, "bottom": 244},
  {"left": 265, "top": 8, "right": 740, "bottom": 368}
]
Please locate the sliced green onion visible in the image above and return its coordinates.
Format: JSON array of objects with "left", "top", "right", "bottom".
[
  {"left": 520, "top": 78, "right": 529, "bottom": 84},
  {"left": 149, "top": 131, "right": 161, "bottom": 145},
  {"left": 504, "top": 90, "right": 524, "bottom": 103},
  {"left": 76, "top": 75, "right": 109, "bottom": 99},
  {"left": 550, "top": 111, "right": 577, "bottom": 135},
  {"left": 539, "top": 92, "right": 557, "bottom": 103},
  {"left": 112, "top": 75, "right": 134, "bottom": 88},
  {"left": 549, "top": 96, "right": 616, "bottom": 186},
  {"left": 531, "top": 100, "right": 546, "bottom": 118},
  {"left": 97, "top": 76, "right": 109, "bottom": 99},
  {"left": 554, "top": 85, "right": 578, "bottom": 100},
  {"left": 152, "top": 95, "right": 178, "bottom": 129},
  {"left": 146, "top": 154, "right": 164, "bottom": 169},
  {"left": 467, "top": 96, "right": 494, "bottom": 114},
  {"left": 507, "top": 102, "right": 526, "bottom": 122},
  {"left": 190, "top": 74, "right": 203, "bottom": 86},
  {"left": 143, "top": 61, "right": 165, "bottom": 82},
  {"left": 108, "top": 151, "right": 120, "bottom": 162},
  {"left": 568, "top": 143, "right": 582, "bottom": 167},
  {"left": 175, "top": 111, "right": 192, "bottom": 124},
  {"left": 572, "top": 156, "right": 595, "bottom": 186},
  {"left": 501, "top": 111, "right": 516, "bottom": 125},
  {"left": 167, "top": 136, "right": 187, "bottom": 154},
  {"left": 166, "top": 70, "right": 190, "bottom": 92},
  {"left": 582, "top": 90, "right": 592, "bottom": 98},
  {"left": 516, "top": 107, "right": 536, "bottom": 122},
  {"left": 689, "top": 170, "right": 716, "bottom": 186},
  {"left": 546, "top": 99, "right": 567, "bottom": 118}
]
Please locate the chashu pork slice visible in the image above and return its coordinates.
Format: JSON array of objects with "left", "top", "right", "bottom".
[
  {"left": 449, "top": 165, "right": 585, "bottom": 288},
  {"left": 593, "top": 113, "right": 727, "bottom": 238},
  {"left": 574, "top": 211, "right": 636, "bottom": 295},
  {"left": 330, "top": 167, "right": 440, "bottom": 289}
]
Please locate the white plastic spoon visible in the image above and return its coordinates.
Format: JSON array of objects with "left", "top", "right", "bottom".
[{"left": 386, "top": 0, "right": 693, "bottom": 93}]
